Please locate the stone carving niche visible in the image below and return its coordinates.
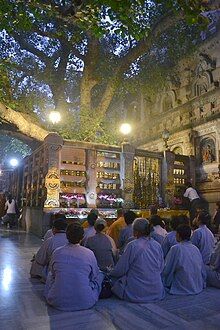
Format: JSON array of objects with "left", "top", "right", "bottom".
[
  {"left": 191, "top": 54, "right": 216, "bottom": 98},
  {"left": 161, "top": 90, "right": 176, "bottom": 112},
  {"left": 172, "top": 146, "right": 183, "bottom": 155},
  {"left": 200, "top": 137, "right": 216, "bottom": 164}
]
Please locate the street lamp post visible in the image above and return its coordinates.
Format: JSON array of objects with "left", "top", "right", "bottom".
[{"left": 162, "top": 129, "right": 170, "bottom": 151}]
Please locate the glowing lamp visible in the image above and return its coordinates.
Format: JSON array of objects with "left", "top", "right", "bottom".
[
  {"left": 120, "top": 123, "right": 132, "bottom": 135},
  {"left": 9, "top": 158, "right": 19, "bottom": 167},
  {"left": 49, "top": 111, "right": 61, "bottom": 125}
]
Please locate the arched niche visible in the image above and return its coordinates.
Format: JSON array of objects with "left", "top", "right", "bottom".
[
  {"left": 200, "top": 137, "right": 216, "bottom": 164},
  {"left": 172, "top": 146, "right": 183, "bottom": 155},
  {"left": 192, "top": 71, "right": 213, "bottom": 97},
  {"left": 161, "top": 90, "right": 176, "bottom": 112}
]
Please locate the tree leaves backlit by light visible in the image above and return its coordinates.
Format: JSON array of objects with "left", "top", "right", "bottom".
[{"left": 0, "top": 0, "right": 217, "bottom": 143}]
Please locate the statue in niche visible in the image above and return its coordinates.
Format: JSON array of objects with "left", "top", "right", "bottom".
[
  {"left": 173, "top": 146, "right": 183, "bottom": 155},
  {"left": 163, "top": 93, "right": 173, "bottom": 111},
  {"left": 200, "top": 138, "right": 216, "bottom": 164}
]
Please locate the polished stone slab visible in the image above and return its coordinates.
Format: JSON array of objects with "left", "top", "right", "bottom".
[{"left": 0, "top": 229, "right": 220, "bottom": 330}]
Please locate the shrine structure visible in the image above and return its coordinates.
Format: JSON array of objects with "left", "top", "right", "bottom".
[{"left": 10, "top": 133, "right": 193, "bottom": 236}]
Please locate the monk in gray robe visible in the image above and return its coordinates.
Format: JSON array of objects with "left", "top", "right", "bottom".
[
  {"left": 162, "top": 215, "right": 189, "bottom": 257},
  {"left": 191, "top": 211, "right": 215, "bottom": 264},
  {"left": 85, "top": 218, "right": 117, "bottom": 271},
  {"left": 206, "top": 241, "right": 220, "bottom": 288},
  {"left": 30, "top": 219, "right": 68, "bottom": 280},
  {"left": 163, "top": 224, "right": 206, "bottom": 295},
  {"left": 118, "top": 210, "right": 136, "bottom": 254},
  {"left": 81, "top": 212, "right": 97, "bottom": 246},
  {"left": 44, "top": 228, "right": 53, "bottom": 241},
  {"left": 110, "top": 218, "right": 165, "bottom": 303},
  {"left": 150, "top": 215, "right": 167, "bottom": 245},
  {"left": 45, "top": 222, "right": 104, "bottom": 311}
]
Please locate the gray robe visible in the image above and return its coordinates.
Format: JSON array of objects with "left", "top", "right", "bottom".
[
  {"left": 85, "top": 232, "right": 117, "bottom": 271},
  {"left": 118, "top": 225, "right": 133, "bottom": 252},
  {"left": 110, "top": 237, "right": 165, "bottom": 303},
  {"left": 206, "top": 241, "right": 220, "bottom": 288},
  {"left": 150, "top": 231, "right": 164, "bottom": 245},
  {"left": 30, "top": 232, "right": 68, "bottom": 278},
  {"left": 162, "top": 241, "right": 206, "bottom": 295},
  {"left": 191, "top": 225, "right": 215, "bottom": 264},
  {"left": 162, "top": 231, "right": 177, "bottom": 258},
  {"left": 81, "top": 226, "right": 96, "bottom": 246},
  {"left": 44, "top": 244, "right": 104, "bottom": 311},
  {"left": 44, "top": 229, "right": 53, "bottom": 241}
]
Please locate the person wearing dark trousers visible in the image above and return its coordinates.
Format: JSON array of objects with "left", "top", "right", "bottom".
[{"left": 183, "top": 182, "right": 201, "bottom": 222}]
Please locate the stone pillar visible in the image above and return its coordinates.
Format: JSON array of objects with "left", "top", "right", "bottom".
[
  {"left": 44, "top": 133, "right": 63, "bottom": 208},
  {"left": 189, "top": 156, "right": 196, "bottom": 185},
  {"left": 163, "top": 151, "right": 175, "bottom": 208},
  {"left": 85, "top": 149, "right": 97, "bottom": 208},
  {"left": 121, "top": 141, "right": 135, "bottom": 208}
]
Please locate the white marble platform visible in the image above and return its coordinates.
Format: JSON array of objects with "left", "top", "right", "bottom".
[{"left": 0, "top": 229, "right": 220, "bottom": 330}]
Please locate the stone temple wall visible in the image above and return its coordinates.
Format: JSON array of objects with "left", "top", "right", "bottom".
[{"left": 138, "top": 13, "right": 220, "bottom": 213}]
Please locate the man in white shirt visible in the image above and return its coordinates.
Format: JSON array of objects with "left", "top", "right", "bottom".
[
  {"left": 3, "top": 195, "right": 17, "bottom": 228},
  {"left": 183, "top": 182, "right": 201, "bottom": 222}
]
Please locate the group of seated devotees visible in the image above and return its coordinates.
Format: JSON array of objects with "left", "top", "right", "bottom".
[{"left": 30, "top": 207, "right": 220, "bottom": 312}]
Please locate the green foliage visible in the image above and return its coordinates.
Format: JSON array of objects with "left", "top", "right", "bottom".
[
  {"left": 0, "top": 135, "right": 32, "bottom": 162},
  {"left": 156, "top": 0, "right": 211, "bottom": 25},
  {"left": 0, "top": 60, "right": 13, "bottom": 104},
  {"left": 0, "top": 0, "right": 213, "bottom": 144}
]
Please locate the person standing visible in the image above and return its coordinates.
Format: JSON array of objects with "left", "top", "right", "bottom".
[
  {"left": 3, "top": 194, "right": 17, "bottom": 228},
  {"left": 0, "top": 191, "right": 6, "bottom": 220},
  {"left": 183, "top": 182, "right": 201, "bottom": 222}
]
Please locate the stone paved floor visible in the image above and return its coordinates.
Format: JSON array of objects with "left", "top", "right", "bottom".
[{"left": 0, "top": 229, "right": 220, "bottom": 330}]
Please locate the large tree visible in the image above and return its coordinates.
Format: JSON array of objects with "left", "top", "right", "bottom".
[{"left": 0, "top": 0, "right": 219, "bottom": 143}]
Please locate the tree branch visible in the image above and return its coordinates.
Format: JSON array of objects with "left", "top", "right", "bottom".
[
  {"left": 70, "top": 47, "right": 84, "bottom": 61},
  {"left": 0, "top": 102, "right": 48, "bottom": 141},
  {"left": 92, "top": 11, "right": 185, "bottom": 125},
  {"left": 94, "top": 78, "right": 118, "bottom": 120},
  {"left": 12, "top": 32, "right": 49, "bottom": 64},
  {"left": 118, "top": 11, "right": 185, "bottom": 74},
  {"left": 80, "top": 35, "right": 100, "bottom": 113}
]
